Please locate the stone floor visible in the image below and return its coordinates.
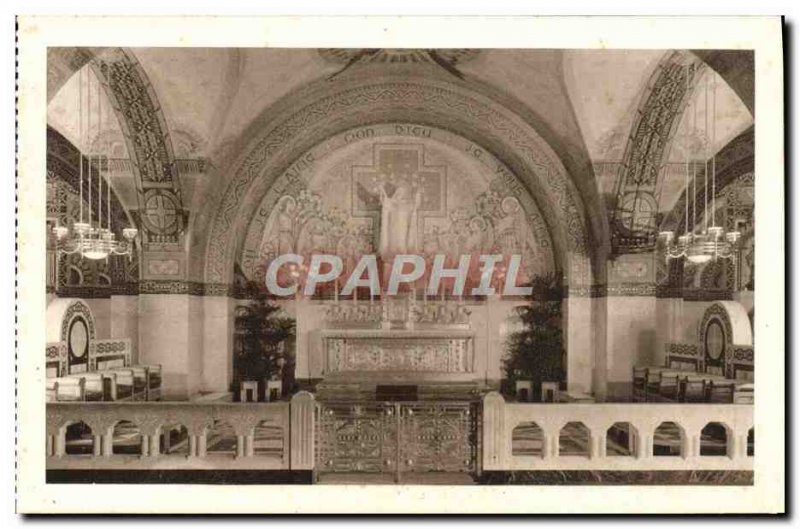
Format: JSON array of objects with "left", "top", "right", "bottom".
[{"left": 316, "top": 472, "right": 477, "bottom": 485}]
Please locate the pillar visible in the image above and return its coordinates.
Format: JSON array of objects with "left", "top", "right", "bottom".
[
  {"left": 197, "top": 432, "right": 207, "bottom": 457},
  {"left": 236, "top": 435, "right": 245, "bottom": 459},
  {"left": 636, "top": 432, "right": 652, "bottom": 459},
  {"left": 565, "top": 296, "right": 592, "bottom": 394},
  {"left": 688, "top": 433, "right": 700, "bottom": 458},
  {"left": 244, "top": 432, "right": 255, "bottom": 457},
  {"left": 102, "top": 430, "right": 113, "bottom": 457},
  {"left": 481, "top": 392, "right": 506, "bottom": 470},
  {"left": 590, "top": 432, "right": 605, "bottom": 459},
  {"left": 201, "top": 295, "right": 234, "bottom": 393},
  {"left": 110, "top": 295, "right": 139, "bottom": 364},
  {"left": 54, "top": 431, "right": 65, "bottom": 458},
  {"left": 290, "top": 391, "right": 315, "bottom": 470},
  {"left": 139, "top": 294, "right": 190, "bottom": 399},
  {"left": 544, "top": 431, "right": 560, "bottom": 459},
  {"left": 149, "top": 433, "right": 160, "bottom": 457},
  {"left": 92, "top": 435, "right": 102, "bottom": 456}
]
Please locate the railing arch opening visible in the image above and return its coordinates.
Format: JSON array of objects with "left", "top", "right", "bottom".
[
  {"left": 160, "top": 423, "right": 190, "bottom": 456},
  {"left": 559, "top": 421, "right": 591, "bottom": 457},
  {"left": 511, "top": 421, "right": 544, "bottom": 457},
  {"left": 206, "top": 420, "right": 238, "bottom": 456},
  {"left": 112, "top": 420, "right": 143, "bottom": 455},
  {"left": 606, "top": 422, "right": 637, "bottom": 456},
  {"left": 653, "top": 421, "right": 684, "bottom": 457},
  {"left": 254, "top": 419, "right": 285, "bottom": 458},
  {"left": 700, "top": 422, "right": 730, "bottom": 456},
  {"left": 64, "top": 421, "right": 94, "bottom": 456}
]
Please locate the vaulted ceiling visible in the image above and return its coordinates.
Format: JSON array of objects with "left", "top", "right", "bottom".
[{"left": 46, "top": 48, "right": 754, "bottom": 240}]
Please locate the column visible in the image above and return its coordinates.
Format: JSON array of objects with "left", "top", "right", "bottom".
[
  {"left": 189, "top": 435, "right": 198, "bottom": 457},
  {"left": 54, "top": 431, "right": 65, "bottom": 458},
  {"left": 290, "top": 392, "right": 315, "bottom": 470},
  {"left": 46, "top": 435, "right": 54, "bottom": 458},
  {"left": 197, "top": 432, "right": 207, "bottom": 457},
  {"left": 244, "top": 432, "right": 255, "bottom": 458},
  {"left": 481, "top": 392, "right": 506, "bottom": 470},
  {"left": 688, "top": 433, "right": 701, "bottom": 458},
  {"left": 236, "top": 435, "right": 245, "bottom": 459},
  {"left": 590, "top": 431, "right": 605, "bottom": 459},
  {"left": 636, "top": 432, "right": 652, "bottom": 459},
  {"left": 149, "top": 433, "right": 160, "bottom": 457},
  {"left": 92, "top": 435, "right": 102, "bottom": 457},
  {"left": 543, "top": 430, "right": 560, "bottom": 459},
  {"left": 564, "top": 295, "right": 594, "bottom": 395},
  {"left": 139, "top": 294, "right": 199, "bottom": 400},
  {"left": 201, "top": 295, "right": 234, "bottom": 393},
  {"left": 102, "top": 430, "right": 114, "bottom": 457}
]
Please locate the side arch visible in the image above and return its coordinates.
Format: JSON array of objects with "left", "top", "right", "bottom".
[{"left": 48, "top": 47, "right": 185, "bottom": 243}]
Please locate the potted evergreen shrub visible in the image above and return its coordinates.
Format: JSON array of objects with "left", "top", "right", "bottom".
[
  {"left": 233, "top": 281, "right": 296, "bottom": 401},
  {"left": 502, "top": 272, "right": 566, "bottom": 401}
]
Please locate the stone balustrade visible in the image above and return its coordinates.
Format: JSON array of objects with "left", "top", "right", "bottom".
[
  {"left": 46, "top": 390, "right": 754, "bottom": 476},
  {"left": 482, "top": 392, "right": 754, "bottom": 471},
  {"left": 46, "top": 392, "right": 315, "bottom": 471}
]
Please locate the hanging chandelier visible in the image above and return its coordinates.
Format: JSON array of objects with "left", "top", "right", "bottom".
[
  {"left": 52, "top": 62, "right": 138, "bottom": 261},
  {"left": 659, "top": 65, "right": 740, "bottom": 265}
]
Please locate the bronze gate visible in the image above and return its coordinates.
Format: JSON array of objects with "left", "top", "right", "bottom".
[{"left": 316, "top": 401, "right": 479, "bottom": 480}]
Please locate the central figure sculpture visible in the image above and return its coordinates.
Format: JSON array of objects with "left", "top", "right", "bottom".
[{"left": 377, "top": 175, "right": 422, "bottom": 257}]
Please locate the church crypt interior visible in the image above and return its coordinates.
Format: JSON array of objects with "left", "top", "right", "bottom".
[{"left": 44, "top": 48, "right": 755, "bottom": 485}]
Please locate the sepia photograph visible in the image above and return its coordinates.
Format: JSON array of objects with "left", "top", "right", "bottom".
[{"left": 14, "top": 15, "right": 785, "bottom": 514}]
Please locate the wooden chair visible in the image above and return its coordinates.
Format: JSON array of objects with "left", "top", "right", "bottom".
[
  {"left": 107, "top": 369, "right": 135, "bottom": 400},
  {"left": 240, "top": 380, "right": 258, "bottom": 402},
  {"left": 142, "top": 365, "right": 163, "bottom": 401},
  {"left": 706, "top": 381, "right": 735, "bottom": 403},
  {"left": 129, "top": 366, "right": 148, "bottom": 401},
  {"left": 48, "top": 377, "right": 86, "bottom": 402},
  {"left": 657, "top": 373, "right": 680, "bottom": 402},
  {"left": 632, "top": 367, "right": 647, "bottom": 402},
  {"left": 541, "top": 381, "right": 559, "bottom": 403},
  {"left": 734, "top": 384, "right": 754, "bottom": 404},
  {"left": 645, "top": 370, "right": 661, "bottom": 402},
  {"left": 680, "top": 377, "right": 706, "bottom": 403},
  {"left": 72, "top": 373, "right": 104, "bottom": 401}
]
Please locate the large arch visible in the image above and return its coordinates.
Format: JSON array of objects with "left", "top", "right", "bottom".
[
  {"left": 191, "top": 63, "right": 608, "bottom": 395},
  {"left": 194, "top": 64, "right": 602, "bottom": 291}
]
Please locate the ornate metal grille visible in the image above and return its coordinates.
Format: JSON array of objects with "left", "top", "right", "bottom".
[{"left": 316, "top": 401, "right": 478, "bottom": 481}]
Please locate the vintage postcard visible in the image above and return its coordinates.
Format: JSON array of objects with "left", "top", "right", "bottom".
[{"left": 16, "top": 16, "right": 784, "bottom": 513}]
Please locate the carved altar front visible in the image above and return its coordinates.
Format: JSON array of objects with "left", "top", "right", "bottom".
[
  {"left": 311, "top": 299, "right": 485, "bottom": 401},
  {"left": 321, "top": 329, "right": 475, "bottom": 375}
]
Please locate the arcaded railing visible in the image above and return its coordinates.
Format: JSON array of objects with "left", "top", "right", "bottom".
[
  {"left": 482, "top": 392, "right": 754, "bottom": 471},
  {"left": 46, "top": 392, "right": 315, "bottom": 471}
]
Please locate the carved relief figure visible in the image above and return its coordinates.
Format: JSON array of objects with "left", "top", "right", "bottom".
[
  {"left": 276, "top": 195, "right": 297, "bottom": 255},
  {"left": 378, "top": 177, "right": 422, "bottom": 257}
]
